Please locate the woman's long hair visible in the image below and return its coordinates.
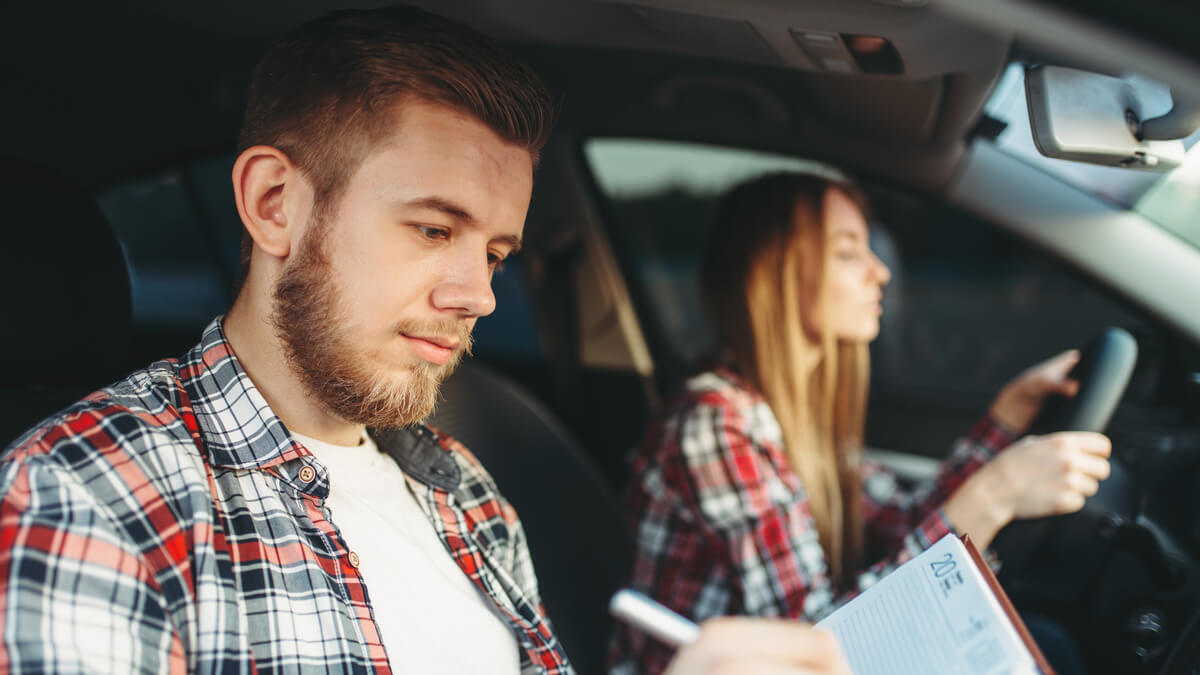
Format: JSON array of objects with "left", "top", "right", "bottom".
[{"left": 699, "top": 172, "right": 871, "bottom": 586}]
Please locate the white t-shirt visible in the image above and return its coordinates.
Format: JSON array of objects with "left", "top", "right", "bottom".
[{"left": 293, "top": 430, "right": 521, "bottom": 674}]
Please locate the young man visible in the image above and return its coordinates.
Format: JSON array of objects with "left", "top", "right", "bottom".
[{"left": 0, "top": 7, "right": 849, "bottom": 674}]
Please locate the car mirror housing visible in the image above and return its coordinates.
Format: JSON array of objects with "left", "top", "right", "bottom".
[{"left": 1025, "top": 65, "right": 1188, "bottom": 171}]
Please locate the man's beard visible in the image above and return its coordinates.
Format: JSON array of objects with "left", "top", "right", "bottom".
[{"left": 270, "top": 223, "right": 472, "bottom": 429}]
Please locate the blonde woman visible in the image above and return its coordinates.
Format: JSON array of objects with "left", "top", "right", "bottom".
[{"left": 609, "top": 172, "right": 1110, "bottom": 674}]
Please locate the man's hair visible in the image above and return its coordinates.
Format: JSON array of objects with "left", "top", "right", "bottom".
[{"left": 235, "top": 6, "right": 555, "bottom": 286}]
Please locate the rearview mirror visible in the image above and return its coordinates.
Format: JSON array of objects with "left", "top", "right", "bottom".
[{"left": 1025, "top": 65, "right": 1186, "bottom": 171}]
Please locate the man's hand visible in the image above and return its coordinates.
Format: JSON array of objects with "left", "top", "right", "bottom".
[
  {"left": 988, "top": 349, "right": 1081, "bottom": 435},
  {"left": 664, "top": 617, "right": 852, "bottom": 675},
  {"left": 945, "top": 431, "right": 1112, "bottom": 549}
]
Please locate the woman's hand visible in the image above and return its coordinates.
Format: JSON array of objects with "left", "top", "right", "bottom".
[
  {"left": 991, "top": 432, "right": 1112, "bottom": 521},
  {"left": 988, "top": 349, "right": 1082, "bottom": 435},
  {"left": 944, "top": 432, "right": 1112, "bottom": 549},
  {"left": 665, "top": 618, "right": 852, "bottom": 675}
]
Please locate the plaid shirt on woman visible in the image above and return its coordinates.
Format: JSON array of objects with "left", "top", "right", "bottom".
[
  {"left": 609, "top": 367, "right": 1015, "bottom": 675},
  {"left": 0, "top": 318, "right": 571, "bottom": 674}
]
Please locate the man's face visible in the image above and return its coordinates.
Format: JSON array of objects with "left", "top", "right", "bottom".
[{"left": 272, "top": 99, "right": 533, "bottom": 429}]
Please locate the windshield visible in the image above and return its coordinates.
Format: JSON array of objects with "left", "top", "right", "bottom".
[{"left": 984, "top": 63, "right": 1200, "bottom": 250}]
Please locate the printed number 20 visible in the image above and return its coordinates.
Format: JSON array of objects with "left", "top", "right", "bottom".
[{"left": 930, "top": 553, "right": 956, "bottom": 578}]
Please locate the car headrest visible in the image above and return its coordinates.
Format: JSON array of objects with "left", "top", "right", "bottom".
[{"left": 0, "top": 157, "right": 132, "bottom": 386}]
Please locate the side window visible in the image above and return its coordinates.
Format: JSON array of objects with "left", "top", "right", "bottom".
[
  {"left": 867, "top": 190, "right": 1152, "bottom": 399},
  {"left": 864, "top": 190, "right": 1167, "bottom": 457},
  {"left": 584, "top": 138, "right": 1164, "bottom": 458},
  {"left": 583, "top": 138, "right": 843, "bottom": 366}
]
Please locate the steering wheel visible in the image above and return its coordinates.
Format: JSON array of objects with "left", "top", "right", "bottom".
[{"left": 992, "top": 327, "right": 1139, "bottom": 602}]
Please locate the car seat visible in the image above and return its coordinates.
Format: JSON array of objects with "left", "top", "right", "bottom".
[
  {"left": 0, "top": 157, "right": 133, "bottom": 447},
  {"left": 427, "top": 360, "right": 628, "bottom": 675}
]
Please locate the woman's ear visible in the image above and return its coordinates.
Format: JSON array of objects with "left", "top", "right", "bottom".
[{"left": 232, "top": 146, "right": 304, "bottom": 260}]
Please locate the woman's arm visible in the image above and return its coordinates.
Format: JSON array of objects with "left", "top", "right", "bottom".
[
  {"left": 861, "top": 416, "right": 1017, "bottom": 556},
  {"left": 865, "top": 349, "right": 1096, "bottom": 553},
  {"left": 862, "top": 419, "right": 1111, "bottom": 553},
  {"left": 942, "top": 431, "right": 1111, "bottom": 549}
]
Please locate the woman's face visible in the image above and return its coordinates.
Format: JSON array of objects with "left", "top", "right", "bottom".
[{"left": 822, "top": 188, "right": 891, "bottom": 342}]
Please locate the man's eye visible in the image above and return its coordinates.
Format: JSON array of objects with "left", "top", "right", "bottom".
[
  {"left": 488, "top": 253, "right": 506, "bottom": 273},
  {"left": 836, "top": 249, "right": 861, "bottom": 261},
  {"left": 416, "top": 225, "right": 450, "bottom": 240}
]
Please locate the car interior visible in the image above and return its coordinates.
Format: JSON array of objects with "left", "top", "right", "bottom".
[{"left": 4, "top": 1, "right": 1200, "bottom": 673}]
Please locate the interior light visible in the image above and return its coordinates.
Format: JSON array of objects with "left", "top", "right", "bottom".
[{"left": 842, "top": 34, "right": 903, "bottom": 74}]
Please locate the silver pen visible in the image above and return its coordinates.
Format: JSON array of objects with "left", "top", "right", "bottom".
[{"left": 610, "top": 589, "right": 701, "bottom": 647}]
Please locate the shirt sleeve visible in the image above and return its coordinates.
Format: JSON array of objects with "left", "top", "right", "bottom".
[
  {"left": 861, "top": 416, "right": 1019, "bottom": 560},
  {"left": 0, "top": 451, "right": 186, "bottom": 674}
]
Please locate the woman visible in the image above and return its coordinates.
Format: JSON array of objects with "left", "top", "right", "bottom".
[{"left": 609, "top": 173, "right": 1109, "bottom": 674}]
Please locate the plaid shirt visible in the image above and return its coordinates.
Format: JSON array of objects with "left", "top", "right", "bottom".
[
  {"left": 609, "top": 367, "right": 1015, "bottom": 674},
  {"left": 0, "top": 318, "right": 571, "bottom": 674}
]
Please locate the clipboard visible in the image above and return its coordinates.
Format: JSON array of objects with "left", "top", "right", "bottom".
[{"left": 961, "top": 534, "right": 1056, "bottom": 675}]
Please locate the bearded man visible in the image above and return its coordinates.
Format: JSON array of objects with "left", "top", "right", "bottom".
[{"left": 0, "top": 6, "right": 849, "bottom": 675}]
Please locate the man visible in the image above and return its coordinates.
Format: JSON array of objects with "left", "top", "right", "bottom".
[{"left": 0, "top": 7, "right": 849, "bottom": 674}]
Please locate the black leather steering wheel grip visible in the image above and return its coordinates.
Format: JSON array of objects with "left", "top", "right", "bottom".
[
  {"left": 993, "top": 327, "right": 1138, "bottom": 587},
  {"left": 1057, "top": 327, "right": 1138, "bottom": 433}
]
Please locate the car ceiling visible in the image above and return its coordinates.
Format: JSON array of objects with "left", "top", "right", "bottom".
[
  {"left": 3, "top": 0, "right": 1022, "bottom": 191},
  {"left": 0, "top": 0, "right": 1031, "bottom": 193}
]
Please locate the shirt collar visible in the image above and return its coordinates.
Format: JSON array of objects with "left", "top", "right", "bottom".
[
  {"left": 180, "top": 317, "right": 461, "bottom": 490},
  {"left": 373, "top": 426, "right": 461, "bottom": 491},
  {"left": 181, "top": 317, "right": 304, "bottom": 471}
]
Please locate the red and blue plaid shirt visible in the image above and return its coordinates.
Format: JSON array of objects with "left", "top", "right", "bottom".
[
  {"left": 0, "top": 318, "right": 571, "bottom": 674},
  {"left": 609, "top": 367, "right": 1015, "bottom": 674}
]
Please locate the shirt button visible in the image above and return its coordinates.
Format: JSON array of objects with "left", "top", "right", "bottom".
[
  {"left": 347, "top": 551, "right": 361, "bottom": 569},
  {"left": 298, "top": 465, "right": 316, "bottom": 483}
]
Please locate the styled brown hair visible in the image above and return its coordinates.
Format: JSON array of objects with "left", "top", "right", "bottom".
[
  {"left": 700, "top": 172, "right": 873, "bottom": 587},
  {"left": 235, "top": 6, "right": 555, "bottom": 284}
]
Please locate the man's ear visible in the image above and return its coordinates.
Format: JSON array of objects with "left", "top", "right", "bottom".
[{"left": 232, "top": 146, "right": 306, "bottom": 260}]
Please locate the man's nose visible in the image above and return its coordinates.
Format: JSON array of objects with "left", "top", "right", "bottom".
[{"left": 430, "top": 254, "right": 497, "bottom": 318}]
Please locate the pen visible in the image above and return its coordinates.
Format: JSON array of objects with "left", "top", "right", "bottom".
[{"left": 609, "top": 589, "right": 701, "bottom": 647}]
